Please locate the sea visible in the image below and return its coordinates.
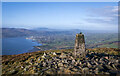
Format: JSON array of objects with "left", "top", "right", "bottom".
[{"left": 1, "top": 37, "right": 41, "bottom": 55}]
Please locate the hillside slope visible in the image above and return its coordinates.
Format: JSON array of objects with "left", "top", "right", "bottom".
[{"left": 2, "top": 48, "right": 120, "bottom": 75}]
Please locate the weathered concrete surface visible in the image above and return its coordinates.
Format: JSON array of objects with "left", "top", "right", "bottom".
[{"left": 74, "top": 33, "right": 86, "bottom": 57}]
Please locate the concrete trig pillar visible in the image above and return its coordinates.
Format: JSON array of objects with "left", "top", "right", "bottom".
[{"left": 74, "top": 32, "right": 86, "bottom": 57}]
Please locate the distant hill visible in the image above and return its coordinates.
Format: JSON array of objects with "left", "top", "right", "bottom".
[
  {"left": 2, "top": 28, "right": 117, "bottom": 38},
  {"left": 33, "top": 27, "right": 50, "bottom": 31},
  {"left": 32, "top": 27, "right": 117, "bottom": 33},
  {"left": 2, "top": 28, "right": 79, "bottom": 38},
  {"left": 32, "top": 27, "right": 79, "bottom": 32},
  {"left": 2, "top": 28, "right": 37, "bottom": 38}
]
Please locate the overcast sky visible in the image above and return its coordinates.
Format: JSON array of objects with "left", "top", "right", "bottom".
[{"left": 2, "top": 2, "right": 118, "bottom": 32}]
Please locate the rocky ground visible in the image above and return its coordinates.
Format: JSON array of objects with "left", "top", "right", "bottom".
[{"left": 2, "top": 48, "right": 120, "bottom": 75}]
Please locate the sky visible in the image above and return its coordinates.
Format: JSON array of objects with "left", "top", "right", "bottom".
[
  {"left": 2, "top": 2, "right": 118, "bottom": 32},
  {"left": 1, "top": 0, "right": 118, "bottom": 2}
]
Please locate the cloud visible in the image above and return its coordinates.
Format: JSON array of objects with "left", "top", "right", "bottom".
[
  {"left": 112, "top": 6, "right": 118, "bottom": 12},
  {"left": 85, "top": 6, "right": 118, "bottom": 25}
]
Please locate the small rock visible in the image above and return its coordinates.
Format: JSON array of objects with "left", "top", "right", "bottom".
[
  {"left": 60, "top": 53, "right": 67, "bottom": 58},
  {"left": 53, "top": 52, "right": 57, "bottom": 55},
  {"left": 116, "top": 60, "right": 119, "bottom": 63},
  {"left": 95, "top": 68, "right": 99, "bottom": 74},
  {"left": 43, "top": 62, "right": 46, "bottom": 67},
  {"left": 72, "top": 68, "right": 78, "bottom": 72},
  {"left": 64, "top": 64, "right": 68, "bottom": 68},
  {"left": 112, "top": 64, "right": 117, "bottom": 70},
  {"left": 41, "top": 55, "right": 45, "bottom": 58},
  {"left": 87, "top": 62, "right": 92, "bottom": 67},
  {"left": 38, "top": 58, "right": 41, "bottom": 61},
  {"left": 58, "top": 63, "right": 63, "bottom": 67},
  {"left": 82, "top": 67, "right": 89, "bottom": 74},
  {"left": 43, "top": 52, "right": 46, "bottom": 56},
  {"left": 96, "top": 58, "right": 99, "bottom": 61},
  {"left": 59, "top": 67, "right": 64, "bottom": 70},
  {"left": 105, "top": 56, "right": 108, "bottom": 59}
]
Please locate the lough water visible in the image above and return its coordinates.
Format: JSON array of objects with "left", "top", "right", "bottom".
[{"left": 2, "top": 37, "right": 41, "bottom": 55}]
